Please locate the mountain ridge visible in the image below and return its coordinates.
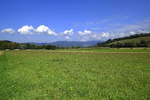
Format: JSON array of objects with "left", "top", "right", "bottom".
[
  {"left": 97, "top": 33, "right": 150, "bottom": 47},
  {"left": 28, "top": 40, "right": 101, "bottom": 47}
]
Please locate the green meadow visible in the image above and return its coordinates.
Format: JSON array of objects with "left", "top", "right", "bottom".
[{"left": 0, "top": 48, "right": 150, "bottom": 100}]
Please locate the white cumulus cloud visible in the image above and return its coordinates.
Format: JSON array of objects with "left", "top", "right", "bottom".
[
  {"left": 18, "top": 25, "right": 34, "bottom": 34},
  {"left": 78, "top": 30, "right": 92, "bottom": 35},
  {"left": 1, "top": 28, "right": 15, "bottom": 34},
  {"left": 36, "top": 25, "right": 56, "bottom": 35},
  {"left": 63, "top": 29, "right": 74, "bottom": 35},
  {"left": 101, "top": 32, "right": 110, "bottom": 37},
  {"left": 78, "top": 30, "right": 112, "bottom": 41},
  {"left": 17, "top": 25, "right": 56, "bottom": 35}
]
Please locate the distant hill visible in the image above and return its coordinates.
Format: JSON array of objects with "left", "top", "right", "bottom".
[
  {"left": 31, "top": 41, "right": 101, "bottom": 47},
  {"left": 50, "top": 41, "right": 100, "bottom": 47},
  {"left": 0, "top": 40, "right": 101, "bottom": 49},
  {"left": 0, "top": 40, "right": 20, "bottom": 49},
  {"left": 97, "top": 33, "right": 150, "bottom": 47},
  {"left": 0, "top": 40, "right": 57, "bottom": 50}
]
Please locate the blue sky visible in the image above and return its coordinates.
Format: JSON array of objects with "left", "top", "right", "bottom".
[{"left": 0, "top": 0, "right": 150, "bottom": 42}]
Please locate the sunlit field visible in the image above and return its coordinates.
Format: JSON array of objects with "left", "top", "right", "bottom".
[{"left": 0, "top": 48, "right": 150, "bottom": 100}]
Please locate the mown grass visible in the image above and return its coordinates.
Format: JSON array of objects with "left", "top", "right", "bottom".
[
  {"left": 0, "top": 49, "right": 150, "bottom": 100},
  {"left": 55, "top": 48, "right": 150, "bottom": 53}
]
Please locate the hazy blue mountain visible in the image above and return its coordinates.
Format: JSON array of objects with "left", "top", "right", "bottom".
[
  {"left": 31, "top": 41, "right": 101, "bottom": 47},
  {"left": 51, "top": 41, "right": 101, "bottom": 47}
]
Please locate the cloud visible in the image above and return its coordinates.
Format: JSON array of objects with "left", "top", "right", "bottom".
[
  {"left": 63, "top": 29, "right": 74, "bottom": 36},
  {"left": 78, "top": 30, "right": 92, "bottom": 36},
  {"left": 59, "top": 29, "right": 74, "bottom": 40},
  {"left": 101, "top": 32, "right": 110, "bottom": 38},
  {"left": 17, "top": 25, "right": 56, "bottom": 35},
  {"left": 113, "top": 25, "right": 142, "bottom": 33},
  {"left": 112, "top": 19, "right": 150, "bottom": 33},
  {"left": 78, "top": 30, "right": 105, "bottom": 41},
  {"left": 129, "top": 31, "right": 136, "bottom": 35},
  {"left": 18, "top": 25, "right": 34, "bottom": 34},
  {"left": 75, "top": 18, "right": 150, "bottom": 41},
  {"left": 65, "top": 36, "right": 71, "bottom": 40},
  {"left": 1, "top": 18, "right": 150, "bottom": 42},
  {"left": 36, "top": 25, "right": 56, "bottom": 35},
  {"left": 1, "top": 28, "right": 15, "bottom": 34},
  {"left": 78, "top": 30, "right": 126, "bottom": 41},
  {"left": 107, "top": 20, "right": 150, "bottom": 39}
]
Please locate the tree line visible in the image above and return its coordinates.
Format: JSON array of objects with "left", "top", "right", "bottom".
[{"left": 0, "top": 40, "right": 57, "bottom": 50}]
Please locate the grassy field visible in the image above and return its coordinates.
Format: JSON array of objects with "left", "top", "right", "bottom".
[{"left": 0, "top": 48, "right": 150, "bottom": 100}]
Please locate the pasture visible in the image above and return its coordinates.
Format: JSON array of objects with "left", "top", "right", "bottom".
[{"left": 0, "top": 48, "right": 150, "bottom": 100}]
